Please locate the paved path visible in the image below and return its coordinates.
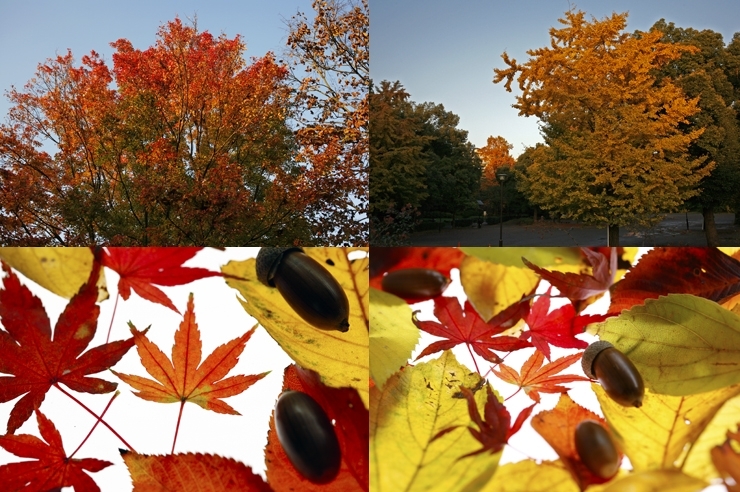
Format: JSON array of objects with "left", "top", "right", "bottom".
[{"left": 409, "top": 213, "right": 739, "bottom": 246}]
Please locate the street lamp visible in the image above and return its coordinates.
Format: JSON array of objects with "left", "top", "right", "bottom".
[{"left": 496, "top": 167, "right": 509, "bottom": 247}]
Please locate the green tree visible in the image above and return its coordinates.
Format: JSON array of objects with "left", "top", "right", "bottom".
[
  {"left": 650, "top": 20, "right": 740, "bottom": 246},
  {"left": 494, "top": 10, "right": 713, "bottom": 246}
]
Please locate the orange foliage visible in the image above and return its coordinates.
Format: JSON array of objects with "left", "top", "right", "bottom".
[{"left": 477, "top": 136, "right": 515, "bottom": 188}]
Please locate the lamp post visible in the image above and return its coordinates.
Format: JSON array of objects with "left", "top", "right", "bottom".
[{"left": 496, "top": 167, "right": 509, "bottom": 247}]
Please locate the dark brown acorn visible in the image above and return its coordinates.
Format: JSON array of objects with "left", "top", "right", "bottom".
[
  {"left": 256, "top": 248, "right": 350, "bottom": 332},
  {"left": 582, "top": 340, "right": 644, "bottom": 408},
  {"left": 274, "top": 390, "right": 341, "bottom": 484},
  {"left": 381, "top": 268, "right": 450, "bottom": 299},
  {"left": 574, "top": 419, "right": 620, "bottom": 479}
]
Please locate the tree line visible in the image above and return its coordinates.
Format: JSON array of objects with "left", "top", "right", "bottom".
[
  {"left": 371, "top": 11, "right": 740, "bottom": 246},
  {"left": 0, "top": 0, "right": 368, "bottom": 246}
]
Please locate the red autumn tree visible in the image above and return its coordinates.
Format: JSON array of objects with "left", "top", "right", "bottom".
[
  {"left": 0, "top": 18, "right": 336, "bottom": 246},
  {"left": 285, "top": 0, "right": 369, "bottom": 245},
  {"left": 477, "top": 136, "right": 515, "bottom": 189}
]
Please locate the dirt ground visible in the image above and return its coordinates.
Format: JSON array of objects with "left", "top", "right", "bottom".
[{"left": 408, "top": 213, "right": 740, "bottom": 246}]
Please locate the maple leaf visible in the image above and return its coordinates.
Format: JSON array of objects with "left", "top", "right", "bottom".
[
  {"left": 368, "top": 247, "right": 466, "bottom": 291},
  {"left": 522, "top": 247, "right": 616, "bottom": 302},
  {"left": 521, "top": 289, "right": 607, "bottom": 360},
  {"left": 111, "top": 293, "right": 268, "bottom": 415},
  {"left": 0, "top": 261, "right": 134, "bottom": 434},
  {"left": 491, "top": 351, "right": 589, "bottom": 403},
  {"left": 0, "top": 409, "right": 112, "bottom": 492},
  {"left": 609, "top": 247, "right": 740, "bottom": 314},
  {"left": 413, "top": 296, "right": 532, "bottom": 364},
  {"left": 100, "top": 247, "right": 221, "bottom": 313}
]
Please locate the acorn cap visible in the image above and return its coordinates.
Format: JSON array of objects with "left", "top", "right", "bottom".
[
  {"left": 256, "top": 247, "right": 303, "bottom": 287},
  {"left": 582, "top": 340, "right": 615, "bottom": 379}
]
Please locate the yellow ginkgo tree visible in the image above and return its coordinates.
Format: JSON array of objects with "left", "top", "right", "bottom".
[{"left": 494, "top": 10, "right": 714, "bottom": 246}]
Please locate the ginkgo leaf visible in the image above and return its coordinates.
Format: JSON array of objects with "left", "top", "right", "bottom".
[
  {"left": 101, "top": 247, "right": 221, "bottom": 313},
  {"left": 0, "top": 261, "right": 134, "bottom": 434},
  {"left": 591, "top": 294, "right": 740, "bottom": 396},
  {"left": 223, "top": 247, "right": 369, "bottom": 408},
  {"left": 594, "top": 383, "right": 740, "bottom": 472},
  {"left": 491, "top": 351, "right": 589, "bottom": 403},
  {"left": 609, "top": 247, "right": 740, "bottom": 314},
  {"left": 414, "top": 295, "right": 532, "bottom": 364},
  {"left": 370, "top": 351, "right": 500, "bottom": 492},
  {"left": 111, "top": 293, "right": 267, "bottom": 414},
  {"left": 479, "top": 460, "right": 579, "bottom": 492},
  {"left": 265, "top": 364, "right": 368, "bottom": 491},
  {"left": 120, "top": 451, "right": 272, "bottom": 491},
  {"left": 523, "top": 248, "right": 616, "bottom": 303},
  {"left": 0, "top": 409, "right": 112, "bottom": 492},
  {"left": 459, "top": 254, "right": 540, "bottom": 321},
  {"left": 0, "top": 247, "right": 108, "bottom": 301},
  {"left": 369, "top": 288, "right": 419, "bottom": 389},
  {"left": 531, "top": 393, "right": 622, "bottom": 490}
]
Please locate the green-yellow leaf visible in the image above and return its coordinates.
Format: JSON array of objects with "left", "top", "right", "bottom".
[
  {"left": 460, "top": 255, "right": 539, "bottom": 321},
  {"left": 480, "top": 460, "right": 579, "bottom": 492},
  {"left": 591, "top": 294, "right": 740, "bottom": 395},
  {"left": 600, "top": 469, "right": 707, "bottom": 492},
  {"left": 222, "top": 247, "right": 369, "bottom": 408},
  {"left": 0, "top": 247, "right": 108, "bottom": 301},
  {"left": 594, "top": 383, "right": 740, "bottom": 471},
  {"left": 370, "top": 351, "right": 499, "bottom": 492},
  {"left": 683, "top": 393, "right": 740, "bottom": 481},
  {"left": 460, "top": 247, "right": 583, "bottom": 268},
  {"left": 369, "top": 288, "right": 419, "bottom": 389}
]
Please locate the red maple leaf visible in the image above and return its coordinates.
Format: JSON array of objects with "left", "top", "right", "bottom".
[
  {"left": 413, "top": 296, "right": 532, "bottom": 364},
  {"left": 0, "top": 409, "right": 112, "bottom": 491},
  {"left": 609, "top": 247, "right": 740, "bottom": 314},
  {"left": 491, "top": 351, "right": 590, "bottom": 403},
  {"left": 523, "top": 248, "right": 616, "bottom": 302},
  {"left": 100, "top": 247, "right": 221, "bottom": 313},
  {"left": 0, "top": 261, "right": 134, "bottom": 434},
  {"left": 521, "top": 289, "right": 607, "bottom": 360},
  {"left": 369, "top": 247, "right": 465, "bottom": 291},
  {"left": 434, "top": 384, "right": 535, "bottom": 459}
]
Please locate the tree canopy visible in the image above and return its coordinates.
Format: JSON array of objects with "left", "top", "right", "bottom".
[
  {"left": 494, "top": 9, "right": 714, "bottom": 244},
  {"left": 0, "top": 2, "right": 368, "bottom": 246}
]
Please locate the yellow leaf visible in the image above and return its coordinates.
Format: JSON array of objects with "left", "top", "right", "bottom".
[
  {"left": 460, "top": 255, "right": 539, "bottom": 321},
  {"left": 0, "top": 247, "right": 108, "bottom": 302},
  {"left": 222, "top": 247, "right": 369, "bottom": 408},
  {"left": 591, "top": 294, "right": 740, "bottom": 396},
  {"left": 460, "top": 247, "right": 582, "bottom": 269},
  {"left": 600, "top": 469, "right": 707, "bottom": 492},
  {"left": 369, "top": 288, "right": 419, "bottom": 389},
  {"left": 480, "top": 460, "right": 579, "bottom": 492},
  {"left": 370, "top": 351, "right": 498, "bottom": 492},
  {"left": 594, "top": 383, "right": 740, "bottom": 471},
  {"left": 683, "top": 393, "right": 740, "bottom": 481}
]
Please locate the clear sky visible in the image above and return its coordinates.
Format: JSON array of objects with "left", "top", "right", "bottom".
[
  {"left": 370, "top": 0, "right": 740, "bottom": 157},
  {"left": 0, "top": 0, "right": 314, "bottom": 121}
]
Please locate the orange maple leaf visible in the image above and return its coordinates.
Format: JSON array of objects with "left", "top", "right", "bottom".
[
  {"left": 491, "top": 350, "right": 589, "bottom": 402},
  {"left": 0, "top": 409, "right": 112, "bottom": 491},
  {"left": 112, "top": 293, "right": 268, "bottom": 415}
]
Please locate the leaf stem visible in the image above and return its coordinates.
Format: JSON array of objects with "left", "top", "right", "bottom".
[
  {"left": 69, "top": 391, "right": 119, "bottom": 459},
  {"left": 54, "top": 383, "right": 136, "bottom": 453},
  {"left": 172, "top": 400, "right": 186, "bottom": 454},
  {"left": 465, "top": 343, "right": 481, "bottom": 374},
  {"left": 106, "top": 292, "right": 121, "bottom": 343}
]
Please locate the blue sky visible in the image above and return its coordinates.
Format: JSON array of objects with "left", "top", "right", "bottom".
[
  {"left": 0, "top": 0, "right": 314, "bottom": 121},
  {"left": 370, "top": 0, "right": 740, "bottom": 157}
]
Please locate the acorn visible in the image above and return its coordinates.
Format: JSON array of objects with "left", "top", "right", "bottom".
[
  {"left": 574, "top": 419, "right": 620, "bottom": 479},
  {"left": 274, "top": 390, "right": 342, "bottom": 484},
  {"left": 381, "top": 268, "right": 450, "bottom": 300},
  {"left": 582, "top": 340, "right": 644, "bottom": 408},
  {"left": 256, "top": 248, "right": 350, "bottom": 332}
]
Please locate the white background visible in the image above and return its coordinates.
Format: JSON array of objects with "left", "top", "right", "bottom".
[
  {"left": 0, "top": 247, "right": 294, "bottom": 490},
  {"left": 409, "top": 248, "right": 726, "bottom": 491}
]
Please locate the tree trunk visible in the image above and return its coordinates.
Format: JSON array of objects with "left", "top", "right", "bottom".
[
  {"left": 607, "top": 224, "right": 619, "bottom": 246},
  {"left": 703, "top": 207, "right": 719, "bottom": 247},
  {"left": 533, "top": 207, "right": 538, "bottom": 221}
]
